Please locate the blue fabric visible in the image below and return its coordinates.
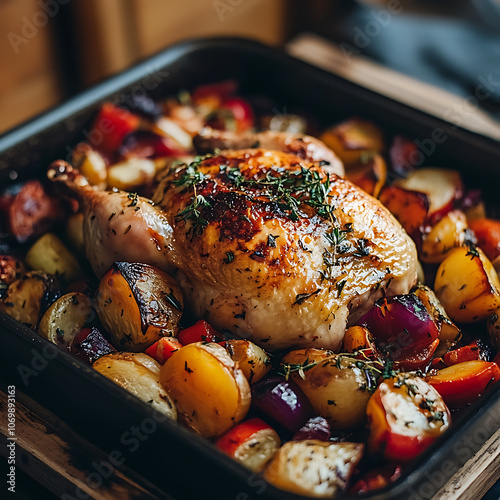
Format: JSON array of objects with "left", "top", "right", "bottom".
[{"left": 340, "top": 1, "right": 500, "bottom": 116}]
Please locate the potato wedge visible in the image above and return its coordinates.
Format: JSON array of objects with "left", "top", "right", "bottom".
[
  {"left": 72, "top": 142, "right": 107, "bottom": 188},
  {"left": 107, "top": 158, "right": 156, "bottom": 191},
  {"left": 95, "top": 262, "right": 183, "bottom": 351},
  {"left": 434, "top": 246, "right": 500, "bottom": 322},
  {"left": 38, "top": 292, "right": 93, "bottom": 349},
  {"left": 320, "top": 118, "right": 384, "bottom": 165},
  {"left": 26, "top": 233, "right": 83, "bottom": 283},
  {"left": 0, "top": 271, "right": 60, "bottom": 329},
  {"left": 264, "top": 440, "right": 363, "bottom": 498},
  {"left": 224, "top": 339, "right": 271, "bottom": 384},
  {"left": 93, "top": 352, "right": 176, "bottom": 420},
  {"left": 345, "top": 154, "right": 387, "bottom": 198},
  {"left": 413, "top": 285, "right": 461, "bottom": 356},
  {"left": 159, "top": 342, "right": 251, "bottom": 438},
  {"left": 282, "top": 350, "right": 372, "bottom": 430},
  {"left": 421, "top": 210, "right": 469, "bottom": 263}
]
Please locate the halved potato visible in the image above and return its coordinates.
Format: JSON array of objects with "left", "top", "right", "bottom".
[
  {"left": 0, "top": 271, "right": 60, "bottom": 329},
  {"left": 93, "top": 352, "right": 177, "bottom": 420},
  {"left": 38, "top": 292, "right": 93, "bottom": 349},
  {"left": 282, "top": 349, "right": 372, "bottom": 430},
  {"left": 320, "top": 118, "right": 384, "bottom": 165},
  {"left": 26, "top": 233, "right": 83, "bottom": 283},
  {"left": 95, "top": 262, "right": 183, "bottom": 351},
  {"left": 421, "top": 210, "right": 469, "bottom": 263},
  {"left": 159, "top": 342, "right": 251, "bottom": 438},
  {"left": 224, "top": 339, "right": 271, "bottom": 384},
  {"left": 434, "top": 246, "right": 500, "bottom": 322},
  {"left": 107, "top": 158, "right": 156, "bottom": 191},
  {"left": 264, "top": 440, "right": 364, "bottom": 498}
]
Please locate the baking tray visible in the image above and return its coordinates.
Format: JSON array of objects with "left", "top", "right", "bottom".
[{"left": 1, "top": 38, "right": 500, "bottom": 500}]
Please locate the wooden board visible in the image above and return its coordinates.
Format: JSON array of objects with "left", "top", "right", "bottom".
[{"left": 1, "top": 387, "right": 498, "bottom": 499}]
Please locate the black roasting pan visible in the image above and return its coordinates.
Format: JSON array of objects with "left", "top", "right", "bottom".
[{"left": 1, "top": 38, "right": 499, "bottom": 500}]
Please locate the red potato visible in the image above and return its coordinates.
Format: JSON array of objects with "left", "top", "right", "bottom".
[
  {"left": 91, "top": 103, "right": 140, "bottom": 153},
  {"left": 215, "top": 417, "right": 280, "bottom": 473},
  {"left": 426, "top": 360, "right": 500, "bottom": 406},
  {"left": 378, "top": 185, "right": 429, "bottom": 236},
  {"left": 469, "top": 218, "right": 500, "bottom": 262},
  {"left": 145, "top": 336, "right": 183, "bottom": 364},
  {"left": 389, "top": 135, "right": 418, "bottom": 177},
  {"left": 367, "top": 375, "right": 450, "bottom": 462},
  {"left": 395, "top": 167, "right": 463, "bottom": 223},
  {"left": 177, "top": 319, "right": 225, "bottom": 345},
  {"left": 345, "top": 154, "right": 387, "bottom": 198},
  {"left": 8, "top": 180, "right": 62, "bottom": 243}
]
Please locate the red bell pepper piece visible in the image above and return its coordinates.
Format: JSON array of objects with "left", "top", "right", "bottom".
[
  {"left": 145, "top": 336, "right": 183, "bottom": 364},
  {"left": 177, "top": 320, "right": 225, "bottom": 345}
]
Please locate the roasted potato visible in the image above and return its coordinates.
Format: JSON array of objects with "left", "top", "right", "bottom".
[
  {"left": 0, "top": 271, "right": 60, "bottom": 329},
  {"left": 38, "top": 292, "right": 93, "bottom": 349},
  {"left": 93, "top": 352, "right": 177, "bottom": 420},
  {"left": 224, "top": 339, "right": 271, "bottom": 384},
  {"left": 282, "top": 349, "right": 372, "bottom": 430},
  {"left": 264, "top": 440, "right": 364, "bottom": 498},
  {"left": 159, "top": 342, "right": 251, "bottom": 438},
  {"left": 379, "top": 185, "right": 429, "bottom": 236},
  {"left": 72, "top": 142, "right": 107, "bottom": 188},
  {"left": 107, "top": 158, "right": 156, "bottom": 191},
  {"left": 413, "top": 285, "right": 461, "bottom": 356},
  {"left": 26, "top": 233, "right": 83, "bottom": 282},
  {"left": 434, "top": 246, "right": 500, "bottom": 322},
  {"left": 345, "top": 154, "right": 387, "bottom": 198},
  {"left": 320, "top": 118, "right": 384, "bottom": 165},
  {"left": 421, "top": 210, "right": 469, "bottom": 263},
  {"left": 95, "top": 262, "right": 183, "bottom": 351}
]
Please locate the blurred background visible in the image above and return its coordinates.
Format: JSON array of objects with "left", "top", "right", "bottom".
[{"left": 1, "top": 0, "right": 500, "bottom": 132}]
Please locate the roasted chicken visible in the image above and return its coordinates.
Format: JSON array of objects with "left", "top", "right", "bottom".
[{"left": 49, "top": 134, "right": 417, "bottom": 351}]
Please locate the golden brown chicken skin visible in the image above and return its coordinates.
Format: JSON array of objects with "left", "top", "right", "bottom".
[{"left": 153, "top": 149, "right": 417, "bottom": 351}]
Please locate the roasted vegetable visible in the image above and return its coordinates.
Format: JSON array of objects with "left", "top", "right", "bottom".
[
  {"left": 264, "top": 440, "right": 364, "bottom": 497},
  {"left": 421, "top": 210, "right": 469, "bottom": 263},
  {"left": 38, "top": 292, "right": 93, "bottom": 349},
  {"left": 378, "top": 185, "right": 429, "bottom": 236},
  {"left": 469, "top": 218, "right": 500, "bottom": 261},
  {"left": 350, "top": 464, "right": 402, "bottom": 494},
  {"left": 8, "top": 180, "right": 62, "bottom": 243},
  {"left": 107, "top": 158, "right": 156, "bottom": 191},
  {"left": 443, "top": 339, "right": 489, "bottom": 366},
  {"left": 159, "top": 342, "right": 250, "bottom": 438},
  {"left": 93, "top": 352, "right": 177, "bottom": 420},
  {"left": 281, "top": 349, "right": 373, "bottom": 430},
  {"left": 320, "top": 118, "right": 384, "bottom": 165},
  {"left": 251, "top": 374, "right": 315, "bottom": 433},
  {"left": 223, "top": 339, "right": 271, "bottom": 384},
  {"left": 71, "top": 326, "right": 116, "bottom": 364},
  {"left": 72, "top": 142, "right": 107, "bottom": 188},
  {"left": 145, "top": 336, "right": 183, "bottom": 364},
  {"left": 65, "top": 213, "right": 85, "bottom": 257},
  {"left": 367, "top": 375, "right": 450, "bottom": 461},
  {"left": 426, "top": 360, "right": 500, "bottom": 406},
  {"left": 487, "top": 310, "right": 500, "bottom": 350},
  {"left": 395, "top": 167, "right": 463, "bottom": 223},
  {"left": 293, "top": 416, "right": 331, "bottom": 442},
  {"left": 177, "top": 319, "right": 225, "bottom": 345},
  {"left": 345, "top": 154, "right": 387, "bottom": 198},
  {"left": 91, "top": 103, "right": 140, "bottom": 153},
  {"left": 0, "top": 255, "right": 24, "bottom": 297},
  {"left": 434, "top": 246, "right": 500, "bottom": 323},
  {"left": 26, "top": 233, "right": 84, "bottom": 283},
  {"left": 342, "top": 326, "right": 376, "bottom": 355},
  {"left": 0, "top": 271, "right": 60, "bottom": 329},
  {"left": 95, "top": 262, "right": 183, "bottom": 351},
  {"left": 215, "top": 417, "right": 280, "bottom": 473}
]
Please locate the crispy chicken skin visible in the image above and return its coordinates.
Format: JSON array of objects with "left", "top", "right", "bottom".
[
  {"left": 194, "top": 129, "right": 344, "bottom": 177},
  {"left": 152, "top": 149, "right": 418, "bottom": 351}
]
